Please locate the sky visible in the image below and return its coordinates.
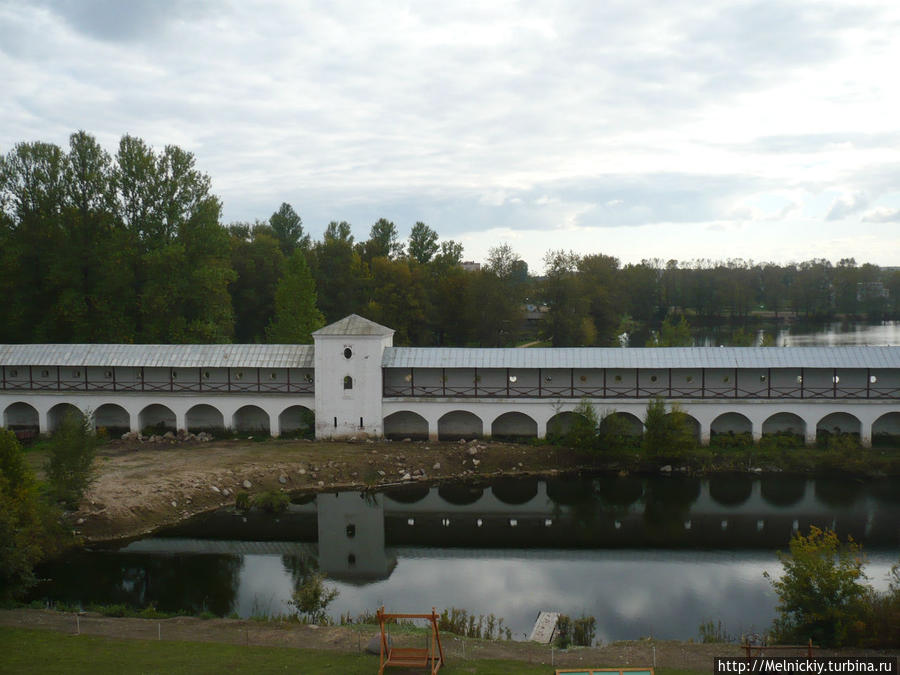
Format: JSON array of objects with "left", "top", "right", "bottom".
[{"left": 2, "top": 0, "right": 900, "bottom": 273}]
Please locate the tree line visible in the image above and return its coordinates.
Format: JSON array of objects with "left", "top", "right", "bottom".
[{"left": 2, "top": 132, "right": 899, "bottom": 347}]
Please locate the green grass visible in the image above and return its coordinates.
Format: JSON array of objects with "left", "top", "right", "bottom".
[{"left": 0, "top": 627, "right": 702, "bottom": 675}]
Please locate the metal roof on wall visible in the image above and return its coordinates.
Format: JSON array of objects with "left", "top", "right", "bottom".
[
  {"left": 3, "top": 344, "right": 900, "bottom": 370},
  {"left": 0, "top": 344, "right": 315, "bottom": 369},
  {"left": 382, "top": 346, "right": 900, "bottom": 370}
]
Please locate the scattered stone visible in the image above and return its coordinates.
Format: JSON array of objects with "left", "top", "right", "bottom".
[
  {"left": 402, "top": 437, "right": 411, "bottom": 442},
  {"left": 76, "top": 518, "right": 85, "bottom": 525},
  {"left": 432, "top": 462, "right": 441, "bottom": 470},
  {"left": 298, "top": 468, "right": 306, "bottom": 475},
  {"left": 211, "top": 486, "right": 220, "bottom": 493},
  {"left": 472, "top": 459, "right": 480, "bottom": 467},
  {"left": 278, "top": 475, "right": 288, "bottom": 484},
  {"left": 121, "top": 431, "right": 139, "bottom": 441},
  {"left": 401, "top": 473, "right": 411, "bottom": 481},
  {"left": 163, "top": 431, "right": 176, "bottom": 440},
  {"left": 317, "top": 481, "right": 324, "bottom": 487},
  {"left": 242, "top": 480, "right": 252, "bottom": 489},
  {"left": 458, "top": 439, "right": 467, "bottom": 445},
  {"left": 377, "top": 470, "right": 386, "bottom": 477},
  {"left": 171, "top": 501, "right": 177, "bottom": 508},
  {"left": 749, "top": 467, "right": 763, "bottom": 474},
  {"left": 660, "top": 465, "right": 672, "bottom": 473},
  {"left": 467, "top": 446, "right": 479, "bottom": 456},
  {"left": 222, "top": 488, "right": 231, "bottom": 497}
]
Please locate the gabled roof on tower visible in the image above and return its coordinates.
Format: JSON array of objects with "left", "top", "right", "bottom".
[{"left": 312, "top": 314, "right": 394, "bottom": 337}]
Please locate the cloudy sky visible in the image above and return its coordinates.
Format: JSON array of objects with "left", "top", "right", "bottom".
[{"left": 2, "top": 0, "right": 899, "bottom": 272}]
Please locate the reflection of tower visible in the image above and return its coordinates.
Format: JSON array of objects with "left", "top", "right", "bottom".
[{"left": 316, "top": 491, "right": 396, "bottom": 581}]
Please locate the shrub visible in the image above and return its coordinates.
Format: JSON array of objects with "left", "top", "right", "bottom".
[
  {"left": 291, "top": 573, "right": 338, "bottom": 624},
  {"left": 252, "top": 490, "right": 289, "bottom": 514},
  {"left": 0, "top": 429, "right": 67, "bottom": 601},
  {"left": 572, "top": 614, "right": 597, "bottom": 646},
  {"left": 642, "top": 398, "right": 696, "bottom": 458},
  {"left": 765, "top": 526, "right": 868, "bottom": 647},
  {"left": 234, "top": 491, "right": 251, "bottom": 511},
  {"left": 555, "top": 614, "right": 571, "bottom": 648},
  {"left": 44, "top": 411, "right": 97, "bottom": 509}
]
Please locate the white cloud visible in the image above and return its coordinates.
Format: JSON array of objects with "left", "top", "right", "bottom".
[
  {"left": 825, "top": 192, "right": 869, "bottom": 221},
  {"left": 861, "top": 207, "right": 900, "bottom": 223},
  {"left": 1, "top": 0, "right": 899, "bottom": 267}
]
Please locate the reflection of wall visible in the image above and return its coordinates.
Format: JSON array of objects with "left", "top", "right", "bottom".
[{"left": 316, "top": 492, "right": 395, "bottom": 581}]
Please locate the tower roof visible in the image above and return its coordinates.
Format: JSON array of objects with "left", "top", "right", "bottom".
[{"left": 312, "top": 314, "right": 395, "bottom": 337}]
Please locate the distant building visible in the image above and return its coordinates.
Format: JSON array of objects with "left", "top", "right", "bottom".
[{"left": 460, "top": 261, "right": 481, "bottom": 272}]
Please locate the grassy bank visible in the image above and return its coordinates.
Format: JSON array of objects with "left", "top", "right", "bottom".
[{"left": 0, "top": 626, "right": 701, "bottom": 675}]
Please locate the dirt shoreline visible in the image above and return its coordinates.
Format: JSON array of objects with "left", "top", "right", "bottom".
[
  {"left": 37, "top": 437, "right": 587, "bottom": 543},
  {"left": 22, "top": 436, "right": 895, "bottom": 544},
  {"left": 3, "top": 608, "right": 896, "bottom": 670}
]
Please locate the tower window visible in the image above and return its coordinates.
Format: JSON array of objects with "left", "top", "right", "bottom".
[
  {"left": 343, "top": 347, "right": 352, "bottom": 359},
  {"left": 343, "top": 375, "right": 353, "bottom": 390}
]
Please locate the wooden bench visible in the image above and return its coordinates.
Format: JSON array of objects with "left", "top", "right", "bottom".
[{"left": 377, "top": 606, "right": 444, "bottom": 675}]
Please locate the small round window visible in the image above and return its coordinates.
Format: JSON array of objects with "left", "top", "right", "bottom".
[
  {"left": 832, "top": 375, "right": 840, "bottom": 384},
  {"left": 796, "top": 375, "right": 803, "bottom": 384},
  {"left": 104, "top": 370, "right": 113, "bottom": 378},
  {"left": 650, "top": 375, "right": 658, "bottom": 383},
  {"left": 614, "top": 375, "right": 622, "bottom": 382},
  {"left": 686, "top": 375, "right": 694, "bottom": 383},
  {"left": 723, "top": 376, "right": 730, "bottom": 383},
  {"left": 304, "top": 373, "right": 314, "bottom": 383},
  {"left": 204, "top": 371, "right": 210, "bottom": 379},
  {"left": 235, "top": 371, "right": 244, "bottom": 380},
  {"left": 73, "top": 370, "right": 81, "bottom": 378},
  {"left": 509, "top": 375, "right": 517, "bottom": 383},
  {"left": 544, "top": 375, "right": 552, "bottom": 382},
  {"left": 760, "top": 375, "right": 767, "bottom": 383},
  {"left": 41, "top": 369, "right": 49, "bottom": 377},
  {"left": 870, "top": 375, "right": 878, "bottom": 384},
  {"left": 579, "top": 375, "right": 587, "bottom": 383},
  {"left": 343, "top": 347, "right": 352, "bottom": 359},
  {"left": 404, "top": 373, "right": 412, "bottom": 382},
  {"left": 270, "top": 372, "right": 277, "bottom": 380}
]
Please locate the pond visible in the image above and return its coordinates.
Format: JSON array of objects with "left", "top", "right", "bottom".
[
  {"left": 689, "top": 320, "right": 900, "bottom": 348},
  {"left": 30, "top": 474, "right": 900, "bottom": 642}
]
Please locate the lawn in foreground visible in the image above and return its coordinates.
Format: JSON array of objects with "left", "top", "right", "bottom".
[{"left": 0, "top": 627, "right": 702, "bottom": 675}]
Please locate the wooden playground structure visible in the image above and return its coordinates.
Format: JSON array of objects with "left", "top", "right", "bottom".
[{"left": 376, "top": 606, "right": 445, "bottom": 674}]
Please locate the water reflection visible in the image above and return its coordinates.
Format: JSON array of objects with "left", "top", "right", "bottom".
[{"left": 30, "top": 475, "right": 900, "bottom": 640}]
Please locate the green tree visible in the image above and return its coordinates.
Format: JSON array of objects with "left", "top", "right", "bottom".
[
  {"left": 434, "top": 239, "right": 464, "bottom": 267},
  {"left": 309, "top": 221, "right": 369, "bottom": 321},
  {"left": 642, "top": 398, "right": 696, "bottom": 456},
  {"left": 407, "top": 221, "right": 439, "bottom": 264},
  {"left": 269, "top": 202, "right": 309, "bottom": 256},
  {"left": 0, "top": 429, "right": 67, "bottom": 601},
  {"left": 44, "top": 411, "right": 98, "bottom": 509},
  {"left": 765, "top": 527, "right": 869, "bottom": 647},
  {"left": 542, "top": 250, "right": 594, "bottom": 347},
  {"left": 229, "top": 224, "right": 285, "bottom": 342},
  {"left": 651, "top": 315, "right": 692, "bottom": 347},
  {"left": 361, "top": 217, "right": 404, "bottom": 261},
  {"left": 365, "top": 257, "right": 430, "bottom": 345},
  {"left": 267, "top": 248, "right": 325, "bottom": 343}
]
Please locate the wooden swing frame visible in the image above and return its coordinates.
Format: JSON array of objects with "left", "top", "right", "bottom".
[{"left": 376, "top": 606, "right": 445, "bottom": 675}]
